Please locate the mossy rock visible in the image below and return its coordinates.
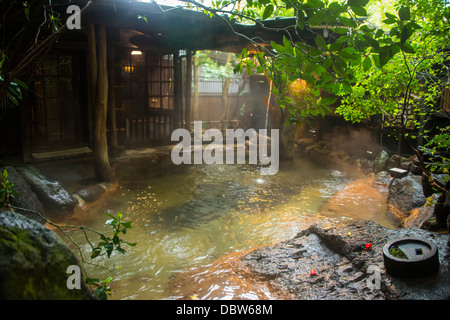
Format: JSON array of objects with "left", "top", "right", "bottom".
[{"left": 0, "top": 210, "right": 96, "bottom": 299}]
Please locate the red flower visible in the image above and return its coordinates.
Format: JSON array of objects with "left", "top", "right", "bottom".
[
  {"left": 309, "top": 270, "right": 317, "bottom": 276},
  {"left": 365, "top": 243, "right": 372, "bottom": 250}
]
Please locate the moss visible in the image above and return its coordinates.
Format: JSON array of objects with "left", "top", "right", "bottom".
[{"left": 0, "top": 211, "right": 96, "bottom": 299}]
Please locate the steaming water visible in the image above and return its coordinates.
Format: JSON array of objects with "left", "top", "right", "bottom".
[{"left": 57, "top": 155, "right": 397, "bottom": 300}]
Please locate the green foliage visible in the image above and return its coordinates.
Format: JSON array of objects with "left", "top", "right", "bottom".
[
  {"left": 0, "top": 169, "right": 20, "bottom": 208},
  {"left": 195, "top": 51, "right": 235, "bottom": 79},
  {"left": 83, "top": 212, "right": 136, "bottom": 300},
  {"left": 423, "top": 126, "right": 450, "bottom": 179},
  {"left": 389, "top": 245, "right": 408, "bottom": 259},
  {"left": 2, "top": 167, "right": 136, "bottom": 300},
  {"left": 186, "top": 0, "right": 448, "bottom": 128},
  {"left": 90, "top": 212, "right": 137, "bottom": 259},
  {"left": 85, "top": 276, "right": 113, "bottom": 301},
  {"left": 0, "top": 76, "right": 29, "bottom": 106}
]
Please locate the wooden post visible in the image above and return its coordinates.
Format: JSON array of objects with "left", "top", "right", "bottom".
[
  {"left": 107, "top": 28, "right": 118, "bottom": 156},
  {"left": 193, "top": 53, "right": 199, "bottom": 121},
  {"left": 88, "top": 24, "right": 114, "bottom": 182},
  {"left": 86, "top": 24, "right": 97, "bottom": 149},
  {"left": 185, "top": 50, "right": 193, "bottom": 131},
  {"left": 220, "top": 52, "right": 232, "bottom": 122}
]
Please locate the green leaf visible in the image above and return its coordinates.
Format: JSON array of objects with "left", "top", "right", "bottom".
[
  {"left": 378, "top": 46, "right": 393, "bottom": 67},
  {"left": 400, "top": 26, "right": 411, "bottom": 43},
  {"left": 297, "top": 10, "right": 305, "bottom": 30},
  {"left": 91, "top": 248, "right": 102, "bottom": 259},
  {"left": 333, "top": 27, "right": 349, "bottom": 34},
  {"left": 382, "top": 18, "right": 397, "bottom": 25},
  {"left": 116, "top": 247, "right": 126, "bottom": 255},
  {"left": 270, "top": 41, "right": 284, "bottom": 53},
  {"left": 122, "top": 221, "right": 132, "bottom": 229},
  {"left": 321, "top": 96, "right": 337, "bottom": 105},
  {"left": 407, "top": 21, "right": 421, "bottom": 30},
  {"left": 363, "top": 34, "right": 380, "bottom": 50},
  {"left": 347, "top": 0, "right": 369, "bottom": 6},
  {"left": 372, "top": 54, "right": 381, "bottom": 68},
  {"left": 398, "top": 6, "right": 410, "bottom": 21},
  {"left": 337, "top": 50, "right": 354, "bottom": 61},
  {"left": 351, "top": 6, "right": 367, "bottom": 16},
  {"left": 262, "top": 4, "right": 274, "bottom": 20},
  {"left": 315, "top": 35, "right": 328, "bottom": 51},
  {"left": 85, "top": 277, "right": 101, "bottom": 285},
  {"left": 385, "top": 12, "right": 397, "bottom": 20},
  {"left": 363, "top": 56, "right": 372, "bottom": 72},
  {"left": 13, "top": 78, "right": 29, "bottom": 90},
  {"left": 398, "top": 42, "right": 415, "bottom": 54},
  {"left": 306, "top": 0, "right": 324, "bottom": 9},
  {"left": 308, "top": 10, "right": 327, "bottom": 26}
]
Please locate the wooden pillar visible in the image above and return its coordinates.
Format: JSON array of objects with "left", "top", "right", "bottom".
[
  {"left": 185, "top": 50, "right": 193, "bottom": 131},
  {"left": 87, "top": 24, "right": 114, "bottom": 182},
  {"left": 86, "top": 24, "right": 97, "bottom": 149},
  {"left": 107, "top": 28, "right": 118, "bottom": 156},
  {"left": 193, "top": 53, "right": 199, "bottom": 121}
]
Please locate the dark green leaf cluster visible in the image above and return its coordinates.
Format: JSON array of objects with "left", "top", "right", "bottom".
[
  {"left": 0, "top": 169, "right": 20, "bottom": 208},
  {"left": 90, "top": 212, "right": 137, "bottom": 259}
]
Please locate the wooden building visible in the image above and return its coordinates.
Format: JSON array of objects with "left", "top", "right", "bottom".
[{"left": 3, "top": 0, "right": 312, "bottom": 162}]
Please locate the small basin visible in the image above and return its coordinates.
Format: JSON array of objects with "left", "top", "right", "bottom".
[
  {"left": 388, "top": 167, "right": 408, "bottom": 179},
  {"left": 383, "top": 238, "right": 439, "bottom": 278}
]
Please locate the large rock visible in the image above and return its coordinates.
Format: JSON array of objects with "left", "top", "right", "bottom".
[
  {"left": 374, "top": 150, "right": 389, "bottom": 173},
  {"left": 0, "top": 166, "right": 45, "bottom": 224},
  {"left": 73, "top": 183, "right": 113, "bottom": 203},
  {"left": 387, "top": 174, "right": 427, "bottom": 219},
  {"left": 16, "top": 166, "right": 77, "bottom": 214},
  {"left": 401, "top": 194, "right": 438, "bottom": 229},
  {"left": 170, "top": 220, "right": 450, "bottom": 300},
  {"left": 240, "top": 220, "right": 450, "bottom": 300},
  {"left": 0, "top": 210, "right": 97, "bottom": 299}
]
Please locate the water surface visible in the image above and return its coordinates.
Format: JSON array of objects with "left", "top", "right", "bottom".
[{"left": 57, "top": 155, "right": 397, "bottom": 299}]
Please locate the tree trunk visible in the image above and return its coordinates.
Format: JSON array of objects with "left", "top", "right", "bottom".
[{"left": 87, "top": 24, "right": 114, "bottom": 182}]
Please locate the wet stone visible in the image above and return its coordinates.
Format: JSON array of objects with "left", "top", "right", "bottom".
[
  {"left": 238, "top": 220, "right": 450, "bottom": 300},
  {"left": 16, "top": 165, "right": 78, "bottom": 214}
]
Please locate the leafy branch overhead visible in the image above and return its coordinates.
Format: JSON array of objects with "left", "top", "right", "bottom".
[
  {"left": 185, "top": 0, "right": 448, "bottom": 123},
  {"left": 185, "top": 0, "right": 449, "bottom": 193}
]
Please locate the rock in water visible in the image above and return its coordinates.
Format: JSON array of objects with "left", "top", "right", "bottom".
[
  {"left": 240, "top": 220, "right": 450, "bottom": 300},
  {"left": 1, "top": 166, "right": 45, "bottom": 224},
  {"left": 17, "top": 166, "right": 77, "bottom": 214},
  {"left": 374, "top": 150, "right": 389, "bottom": 173},
  {"left": 387, "top": 174, "right": 427, "bottom": 219},
  {"left": 0, "top": 210, "right": 97, "bottom": 299}
]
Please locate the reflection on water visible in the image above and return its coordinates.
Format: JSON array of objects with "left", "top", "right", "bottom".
[{"left": 57, "top": 156, "right": 396, "bottom": 300}]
